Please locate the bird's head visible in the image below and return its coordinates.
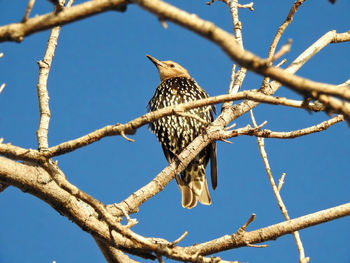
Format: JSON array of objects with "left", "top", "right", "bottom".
[{"left": 146, "top": 54, "right": 191, "bottom": 82}]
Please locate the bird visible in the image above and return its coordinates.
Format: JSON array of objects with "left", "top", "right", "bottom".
[{"left": 146, "top": 54, "right": 217, "bottom": 209}]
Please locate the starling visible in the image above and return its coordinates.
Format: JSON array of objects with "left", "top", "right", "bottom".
[{"left": 146, "top": 55, "right": 217, "bottom": 209}]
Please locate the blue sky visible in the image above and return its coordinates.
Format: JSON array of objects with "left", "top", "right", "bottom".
[{"left": 0, "top": 0, "right": 349, "bottom": 262}]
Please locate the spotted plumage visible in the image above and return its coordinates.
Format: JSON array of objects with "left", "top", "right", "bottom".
[{"left": 146, "top": 55, "right": 217, "bottom": 209}]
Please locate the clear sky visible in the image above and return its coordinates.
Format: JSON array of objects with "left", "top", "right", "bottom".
[{"left": 0, "top": 0, "right": 349, "bottom": 262}]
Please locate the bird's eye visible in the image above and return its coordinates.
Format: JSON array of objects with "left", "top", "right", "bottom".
[{"left": 170, "top": 64, "right": 175, "bottom": 68}]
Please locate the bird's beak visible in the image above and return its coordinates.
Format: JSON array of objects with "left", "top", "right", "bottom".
[{"left": 146, "top": 54, "right": 165, "bottom": 68}]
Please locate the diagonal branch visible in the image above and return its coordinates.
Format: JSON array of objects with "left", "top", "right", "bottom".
[
  {"left": 22, "top": 0, "right": 36, "bottom": 22},
  {"left": 1, "top": 0, "right": 349, "bottom": 110},
  {"left": 131, "top": 0, "right": 350, "bottom": 105},
  {"left": 0, "top": 0, "right": 127, "bottom": 42},
  {"left": 268, "top": 0, "right": 307, "bottom": 59},
  {"left": 1, "top": 156, "right": 350, "bottom": 260}
]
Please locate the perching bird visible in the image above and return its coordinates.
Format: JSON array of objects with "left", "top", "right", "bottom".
[{"left": 146, "top": 54, "right": 217, "bottom": 209}]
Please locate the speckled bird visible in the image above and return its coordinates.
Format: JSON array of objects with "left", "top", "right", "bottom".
[{"left": 146, "top": 54, "right": 217, "bottom": 209}]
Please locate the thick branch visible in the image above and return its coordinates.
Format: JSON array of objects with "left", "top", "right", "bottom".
[
  {"left": 183, "top": 202, "right": 350, "bottom": 255},
  {"left": 1, "top": 0, "right": 349, "bottom": 107},
  {"left": 0, "top": 0, "right": 127, "bottom": 42},
  {"left": 1, "top": 156, "right": 349, "bottom": 260},
  {"left": 131, "top": 0, "right": 350, "bottom": 104}
]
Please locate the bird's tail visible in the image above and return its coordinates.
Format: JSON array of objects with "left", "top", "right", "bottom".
[{"left": 175, "top": 164, "right": 211, "bottom": 209}]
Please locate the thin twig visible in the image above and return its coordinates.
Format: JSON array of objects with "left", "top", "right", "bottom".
[
  {"left": 218, "top": 115, "right": 343, "bottom": 141},
  {"left": 158, "top": 18, "right": 168, "bottom": 29},
  {"left": 170, "top": 231, "right": 188, "bottom": 247},
  {"left": 261, "top": 0, "right": 307, "bottom": 93},
  {"left": 248, "top": 115, "right": 344, "bottom": 139},
  {"left": 237, "top": 2, "right": 254, "bottom": 11},
  {"left": 250, "top": 110, "right": 309, "bottom": 263},
  {"left": 246, "top": 243, "right": 268, "bottom": 248},
  {"left": 268, "top": 0, "right": 307, "bottom": 59},
  {"left": 121, "top": 130, "right": 135, "bottom": 142},
  {"left": 22, "top": 0, "right": 36, "bottom": 22},
  {"left": 277, "top": 173, "right": 286, "bottom": 192},
  {"left": 220, "top": 139, "right": 232, "bottom": 144},
  {"left": 268, "top": 39, "right": 292, "bottom": 63},
  {"left": 224, "top": 122, "right": 237, "bottom": 130},
  {"left": 275, "top": 58, "right": 287, "bottom": 68},
  {"left": 221, "top": 0, "right": 247, "bottom": 111},
  {"left": 240, "top": 213, "right": 256, "bottom": 232}
]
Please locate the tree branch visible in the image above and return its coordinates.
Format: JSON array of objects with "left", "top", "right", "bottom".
[
  {"left": 1, "top": 156, "right": 349, "bottom": 261},
  {"left": 0, "top": 90, "right": 326, "bottom": 162},
  {"left": 250, "top": 110, "right": 309, "bottom": 263},
  {"left": 36, "top": 1, "right": 75, "bottom": 151},
  {"left": 183, "top": 202, "right": 350, "bottom": 255},
  {"left": 0, "top": 0, "right": 127, "bottom": 42},
  {"left": 241, "top": 115, "right": 344, "bottom": 139},
  {"left": 131, "top": 0, "right": 350, "bottom": 107},
  {"left": 1, "top": 0, "right": 349, "bottom": 112}
]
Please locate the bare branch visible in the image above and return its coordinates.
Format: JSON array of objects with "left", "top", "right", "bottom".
[
  {"left": 1, "top": 0, "right": 347, "bottom": 111},
  {"left": 246, "top": 115, "right": 344, "bottom": 139},
  {"left": 268, "top": 39, "right": 292, "bottom": 63},
  {"left": 121, "top": 130, "right": 136, "bottom": 142},
  {"left": 186, "top": 202, "right": 350, "bottom": 255},
  {"left": 22, "top": 0, "right": 36, "bottom": 22},
  {"left": 39, "top": 91, "right": 324, "bottom": 158},
  {"left": 170, "top": 231, "right": 188, "bottom": 247},
  {"left": 237, "top": 2, "right": 254, "bottom": 11},
  {"left": 268, "top": 0, "right": 307, "bottom": 59},
  {"left": 222, "top": 0, "right": 247, "bottom": 106},
  {"left": 36, "top": 0, "right": 75, "bottom": 152},
  {"left": 250, "top": 110, "right": 308, "bottom": 263},
  {"left": 237, "top": 213, "right": 256, "bottom": 232},
  {"left": 35, "top": 24, "right": 59, "bottom": 151},
  {"left": 131, "top": 0, "right": 350, "bottom": 112},
  {"left": 0, "top": 90, "right": 329, "bottom": 163},
  {"left": 277, "top": 173, "right": 286, "bottom": 192},
  {"left": 0, "top": 0, "right": 127, "bottom": 43},
  {"left": 275, "top": 58, "right": 287, "bottom": 68},
  {"left": 1, "top": 157, "right": 349, "bottom": 260}
]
